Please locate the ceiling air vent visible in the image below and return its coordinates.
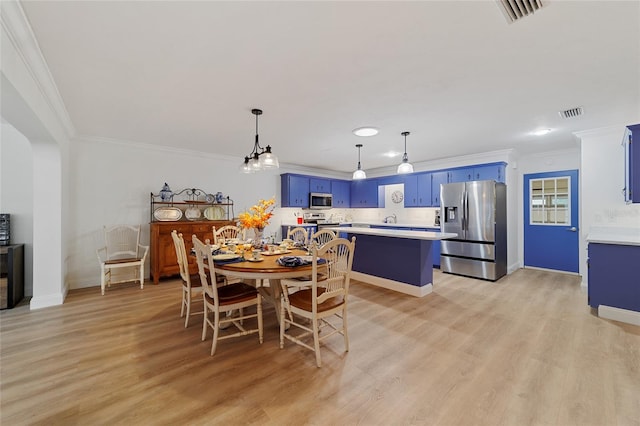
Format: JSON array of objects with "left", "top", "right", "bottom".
[
  {"left": 496, "top": 0, "right": 546, "bottom": 23},
  {"left": 559, "top": 107, "right": 584, "bottom": 119}
]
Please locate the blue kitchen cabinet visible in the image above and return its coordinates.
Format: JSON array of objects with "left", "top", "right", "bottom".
[
  {"left": 447, "top": 168, "right": 469, "bottom": 183},
  {"left": 309, "top": 178, "right": 331, "bottom": 193},
  {"left": 331, "top": 179, "right": 351, "bottom": 207},
  {"left": 588, "top": 243, "right": 640, "bottom": 313},
  {"left": 405, "top": 173, "right": 433, "bottom": 207},
  {"left": 403, "top": 175, "right": 419, "bottom": 207},
  {"left": 473, "top": 163, "right": 506, "bottom": 182},
  {"left": 431, "top": 171, "right": 448, "bottom": 207},
  {"left": 623, "top": 124, "right": 640, "bottom": 203},
  {"left": 280, "top": 174, "right": 309, "bottom": 208},
  {"left": 351, "top": 179, "right": 379, "bottom": 207}
]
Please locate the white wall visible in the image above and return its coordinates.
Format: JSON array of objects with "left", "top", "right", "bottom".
[
  {"left": 577, "top": 126, "right": 640, "bottom": 286},
  {"left": 0, "top": 122, "right": 34, "bottom": 296}
]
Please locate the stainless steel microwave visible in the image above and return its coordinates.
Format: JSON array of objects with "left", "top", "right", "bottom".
[{"left": 309, "top": 192, "right": 332, "bottom": 209}]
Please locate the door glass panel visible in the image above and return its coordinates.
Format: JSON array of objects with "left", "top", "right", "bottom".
[{"left": 529, "top": 176, "right": 571, "bottom": 226}]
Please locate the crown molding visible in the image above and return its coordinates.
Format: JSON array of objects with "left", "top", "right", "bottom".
[{"left": 1, "top": 0, "right": 75, "bottom": 138}]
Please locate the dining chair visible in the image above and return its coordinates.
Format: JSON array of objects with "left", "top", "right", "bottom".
[
  {"left": 96, "top": 224, "right": 149, "bottom": 295},
  {"left": 171, "top": 230, "right": 206, "bottom": 328},
  {"left": 287, "top": 226, "right": 309, "bottom": 246},
  {"left": 212, "top": 225, "right": 245, "bottom": 245},
  {"left": 192, "top": 235, "right": 263, "bottom": 356},
  {"left": 311, "top": 229, "right": 336, "bottom": 248},
  {"left": 279, "top": 236, "right": 356, "bottom": 367}
]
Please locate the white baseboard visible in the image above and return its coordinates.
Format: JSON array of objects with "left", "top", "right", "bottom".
[
  {"left": 30, "top": 292, "right": 65, "bottom": 309},
  {"left": 351, "top": 271, "right": 433, "bottom": 297},
  {"left": 598, "top": 305, "right": 640, "bottom": 327}
]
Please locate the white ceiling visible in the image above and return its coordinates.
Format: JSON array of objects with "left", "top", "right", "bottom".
[{"left": 20, "top": 0, "right": 640, "bottom": 173}]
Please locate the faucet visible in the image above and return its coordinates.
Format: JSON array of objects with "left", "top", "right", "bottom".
[{"left": 383, "top": 214, "right": 397, "bottom": 224}]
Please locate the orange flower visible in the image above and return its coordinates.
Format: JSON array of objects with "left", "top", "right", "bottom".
[{"left": 238, "top": 197, "right": 276, "bottom": 230}]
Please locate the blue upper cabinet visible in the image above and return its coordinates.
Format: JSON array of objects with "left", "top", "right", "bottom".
[
  {"left": 431, "top": 171, "right": 448, "bottom": 207},
  {"left": 404, "top": 173, "right": 432, "bottom": 207},
  {"left": 623, "top": 124, "right": 640, "bottom": 203},
  {"left": 309, "top": 178, "right": 331, "bottom": 193},
  {"left": 351, "top": 179, "right": 379, "bottom": 207},
  {"left": 280, "top": 174, "right": 310, "bottom": 208},
  {"left": 472, "top": 163, "right": 505, "bottom": 182},
  {"left": 331, "top": 179, "right": 351, "bottom": 207},
  {"left": 447, "top": 169, "right": 469, "bottom": 183}
]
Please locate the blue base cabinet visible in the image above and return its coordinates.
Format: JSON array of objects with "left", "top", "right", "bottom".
[{"left": 588, "top": 243, "right": 640, "bottom": 312}]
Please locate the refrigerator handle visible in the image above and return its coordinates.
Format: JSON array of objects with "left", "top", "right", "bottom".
[
  {"left": 465, "top": 191, "right": 469, "bottom": 231},
  {"left": 462, "top": 191, "right": 467, "bottom": 231}
]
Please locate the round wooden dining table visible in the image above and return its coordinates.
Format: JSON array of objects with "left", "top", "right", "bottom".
[{"left": 215, "top": 249, "right": 315, "bottom": 325}]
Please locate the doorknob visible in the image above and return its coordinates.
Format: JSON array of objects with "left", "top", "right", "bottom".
[{"left": 567, "top": 227, "right": 577, "bottom": 232}]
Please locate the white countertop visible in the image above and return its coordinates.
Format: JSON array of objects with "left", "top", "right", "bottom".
[
  {"left": 586, "top": 227, "right": 640, "bottom": 246},
  {"left": 345, "top": 222, "right": 440, "bottom": 229},
  {"left": 324, "top": 226, "right": 456, "bottom": 241}
]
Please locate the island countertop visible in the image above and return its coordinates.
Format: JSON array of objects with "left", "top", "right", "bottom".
[
  {"left": 324, "top": 226, "right": 456, "bottom": 241},
  {"left": 345, "top": 221, "right": 440, "bottom": 229}
]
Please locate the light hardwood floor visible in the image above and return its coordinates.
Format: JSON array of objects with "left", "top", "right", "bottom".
[{"left": 1, "top": 269, "right": 638, "bottom": 425}]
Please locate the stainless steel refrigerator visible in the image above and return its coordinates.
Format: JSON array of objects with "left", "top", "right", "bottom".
[{"left": 440, "top": 180, "right": 507, "bottom": 281}]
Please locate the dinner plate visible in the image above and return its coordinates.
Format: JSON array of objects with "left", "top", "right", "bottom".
[
  {"left": 212, "top": 253, "right": 241, "bottom": 261},
  {"left": 204, "top": 206, "right": 225, "bottom": 220},
  {"left": 153, "top": 207, "right": 183, "bottom": 221}
]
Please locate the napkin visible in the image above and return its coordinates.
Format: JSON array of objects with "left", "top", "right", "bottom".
[
  {"left": 277, "top": 256, "right": 326, "bottom": 267},
  {"left": 213, "top": 257, "right": 245, "bottom": 265}
]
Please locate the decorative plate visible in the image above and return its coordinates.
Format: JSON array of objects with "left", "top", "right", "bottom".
[
  {"left": 205, "top": 194, "right": 215, "bottom": 203},
  {"left": 204, "top": 206, "right": 225, "bottom": 220},
  {"left": 153, "top": 207, "right": 183, "bottom": 222},
  {"left": 391, "top": 190, "right": 404, "bottom": 204},
  {"left": 185, "top": 206, "right": 202, "bottom": 221}
]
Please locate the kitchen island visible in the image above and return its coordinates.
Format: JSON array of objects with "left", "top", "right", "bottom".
[{"left": 324, "top": 226, "right": 456, "bottom": 297}]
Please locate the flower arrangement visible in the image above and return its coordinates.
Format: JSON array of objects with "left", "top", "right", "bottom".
[{"left": 238, "top": 197, "right": 276, "bottom": 230}]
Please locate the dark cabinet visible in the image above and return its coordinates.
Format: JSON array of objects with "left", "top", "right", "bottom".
[
  {"left": 281, "top": 174, "right": 310, "bottom": 208},
  {"left": 350, "top": 179, "right": 379, "bottom": 207},
  {"left": 623, "top": 124, "right": 640, "bottom": 203},
  {"left": 1, "top": 244, "right": 24, "bottom": 309},
  {"left": 331, "top": 179, "right": 350, "bottom": 207},
  {"left": 309, "top": 178, "right": 331, "bottom": 193}
]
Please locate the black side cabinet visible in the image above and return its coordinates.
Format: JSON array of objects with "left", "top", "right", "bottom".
[{"left": 1, "top": 244, "right": 24, "bottom": 309}]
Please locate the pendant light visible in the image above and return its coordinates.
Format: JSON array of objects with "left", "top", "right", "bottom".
[
  {"left": 397, "top": 131, "right": 414, "bottom": 174},
  {"left": 352, "top": 144, "right": 367, "bottom": 180},
  {"left": 240, "top": 108, "right": 279, "bottom": 173}
]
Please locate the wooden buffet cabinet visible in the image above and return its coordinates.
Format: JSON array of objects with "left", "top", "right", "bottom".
[
  {"left": 149, "top": 187, "right": 234, "bottom": 284},
  {"left": 150, "top": 220, "right": 233, "bottom": 283}
]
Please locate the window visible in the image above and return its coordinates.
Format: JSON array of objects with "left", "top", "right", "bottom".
[{"left": 530, "top": 176, "right": 570, "bottom": 225}]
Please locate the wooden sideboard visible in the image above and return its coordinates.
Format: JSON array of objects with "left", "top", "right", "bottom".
[{"left": 150, "top": 220, "right": 233, "bottom": 283}]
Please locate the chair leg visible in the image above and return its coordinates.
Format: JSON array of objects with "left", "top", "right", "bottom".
[
  {"left": 279, "top": 302, "right": 286, "bottom": 349},
  {"left": 180, "top": 287, "right": 186, "bottom": 318},
  {"left": 101, "top": 266, "right": 106, "bottom": 295},
  {"left": 211, "top": 311, "right": 220, "bottom": 356},
  {"left": 184, "top": 289, "right": 191, "bottom": 328},
  {"left": 257, "top": 297, "right": 264, "bottom": 344},
  {"left": 202, "top": 304, "right": 208, "bottom": 341},
  {"left": 139, "top": 264, "right": 144, "bottom": 290},
  {"left": 313, "top": 318, "right": 322, "bottom": 367},
  {"left": 343, "top": 306, "right": 349, "bottom": 352}
]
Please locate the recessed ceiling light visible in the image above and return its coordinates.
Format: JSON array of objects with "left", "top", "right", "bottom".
[
  {"left": 383, "top": 151, "right": 401, "bottom": 158},
  {"left": 353, "top": 127, "right": 379, "bottom": 137},
  {"left": 532, "top": 128, "right": 552, "bottom": 136}
]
